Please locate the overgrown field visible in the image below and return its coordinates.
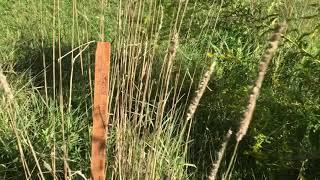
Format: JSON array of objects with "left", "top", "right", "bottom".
[{"left": 0, "top": 0, "right": 319, "bottom": 179}]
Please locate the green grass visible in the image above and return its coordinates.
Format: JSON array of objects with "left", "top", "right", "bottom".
[{"left": 0, "top": 0, "right": 320, "bottom": 179}]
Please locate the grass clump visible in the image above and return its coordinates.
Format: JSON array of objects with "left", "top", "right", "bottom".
[{"left": 0, "top": 0, "right": 320, "bottom": 179}]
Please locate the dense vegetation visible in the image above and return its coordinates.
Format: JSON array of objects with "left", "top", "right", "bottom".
[{"left": 0, "top": 0, "right": 319, "bottom": 179}]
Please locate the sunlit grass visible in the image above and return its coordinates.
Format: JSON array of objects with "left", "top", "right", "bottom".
[{"left": 0, "top": 0, "right": 319, "bottom": 179}]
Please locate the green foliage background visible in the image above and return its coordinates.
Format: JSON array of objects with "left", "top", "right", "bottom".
[{"left": 0, "top": 0, "right": 319, "bottom": 179}]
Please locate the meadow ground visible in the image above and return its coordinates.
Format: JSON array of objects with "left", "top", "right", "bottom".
[{"left": 0, "top": 0, "right": 320, "bottom": 179}]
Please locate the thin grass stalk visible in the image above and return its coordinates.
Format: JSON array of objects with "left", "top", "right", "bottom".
[
  {"left": 51, "top": 0, "right": 57, "bottom": 178},
  {"left": 56, "top": 0, "right": 69, "bottom": 178},
  {"left": 138, "top": 2, "right": 162, "bottom": 133},
  {"left": 24, "top": 133, "right": 45, "bottom": 180},
  {"left": 172, "top": 0, "right": 183, "bottom": 32},
  {"left": 132, "top": 0, "right": 145, "bottom": 126},
  {"left": 126, "top": 8, "right": 139, "bottom": 127},
  {"left": 40, "top": 0, "right": 48, "bottom": 104},
  {"left": 168, "top": 67, "right": 184, "bottom": 122},
  {"left": 155, "top": 31, "right": 179, "bottom": 127},
  {"left": 85, "top": 22, "right": 94, "bottom": 108},
  {"left": 198, "top": 0, "right": 216, "bottom": 38},
  {"left": 68, "top": 0, "right": 76, "bottom": 113},
  {"left": 208, "top": 1, "right": 223, "bottom": 38},
  {"left": 224, "top": 22, "right": 287, "bottom": 179},
  {"left": 41, "top": 42, "right": 48, "bottom": 104},
  {"left": 0, "top": 67, "right": 31, "bottom": 179},
  {"left": 115, "top": 0, "right": 122, "bottom": 64},
  {"left": 148, "top": 0, "right": 156, "bottom": 44},
  {"left": 76, "top": 3, "right": 89, "bottom": 119},
  {"left": 224, "top": 142, "right": 238, "bottom": 180},
  {"left": 177, "top": 0, "right": 190, "bottom": 34},
  {"left": 100, "top": 0, "right": 106, "bottom": 41},
  {"left": 52, "top": 0, "right": 56, "bottom": 100},
  {"left": 208, "top": 129, "right": 232, "bottom": 180},
  {"left": 186, "top": 0, "right": 198, "bottom": 39},
  {"left": 8, "top": 112, "right": 31, "bottom": 179}
]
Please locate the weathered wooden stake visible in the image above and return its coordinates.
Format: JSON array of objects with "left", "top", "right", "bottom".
[{"left": 91, "top": 42, "right": 110, "bottom": 180}]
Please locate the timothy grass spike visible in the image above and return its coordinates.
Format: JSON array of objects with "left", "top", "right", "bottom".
[{"left": 236, "top": 22, "right": 287, "bottom": 142}]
